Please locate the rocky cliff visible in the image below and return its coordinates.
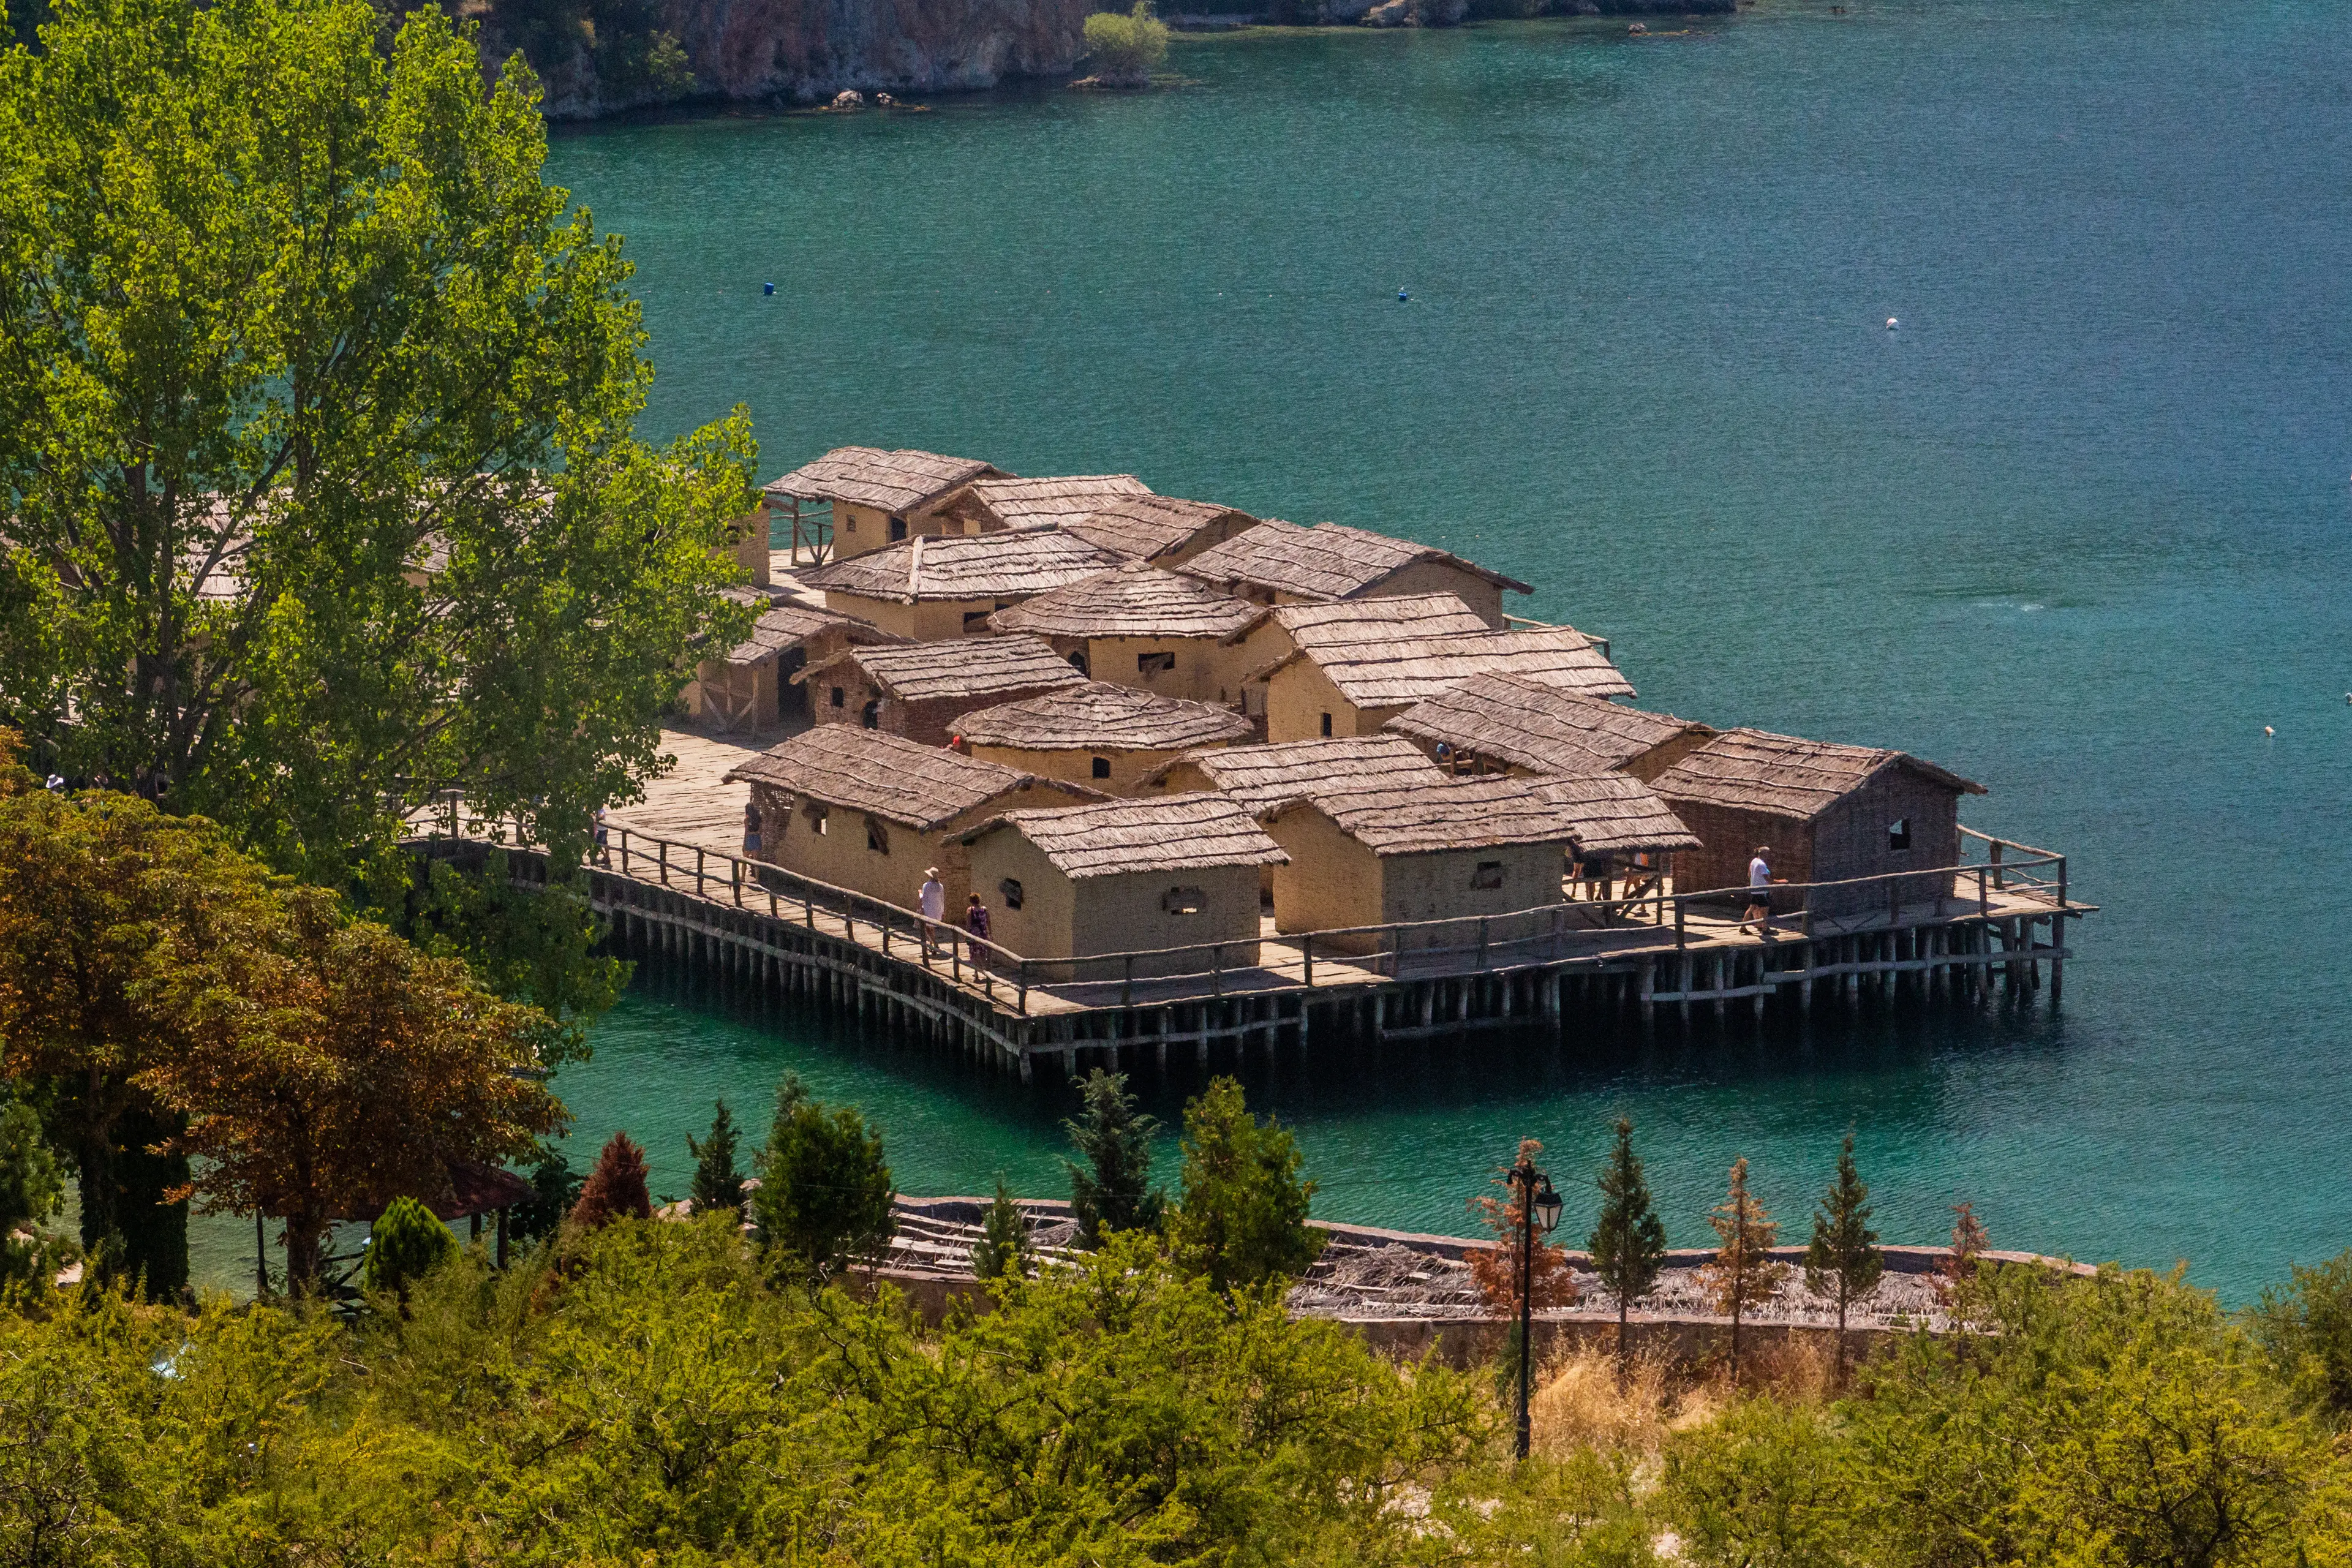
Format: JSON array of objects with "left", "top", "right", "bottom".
[{"left": 514, "top": 0, "right": 1093, "bottom": 117}]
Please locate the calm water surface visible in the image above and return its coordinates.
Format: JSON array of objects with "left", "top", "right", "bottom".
[{"left": 215, "top": 0, "right": 2352, "bottom": 1297}]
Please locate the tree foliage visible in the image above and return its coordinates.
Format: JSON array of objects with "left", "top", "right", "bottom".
[
  {"left": 1063, "top": 1068, "right": 1163, "bottom": 1248},
  {"left": 753, "top": 1074, "right": 893, "bottom": 1282},
  {"left": 1700, "top": 1156, "right": 1784, "bottom": 1387},
  {"left": 0, "top": 0, "right": 755, "bottom": 893},
  {"left": 688, "top": 1098, "right": 745, "bottom": 1219},
  {"left": 1804, "top": 1130, "right": 1882, "bottom": 1381},
  {"left": 970, "top": 1175, "right": 1030, "bottom": 1283},
  {"left": 361, "top": 1195, "right": 454, "bottom": 1299},
  {"left": 2251, "top": 1248, "right": 2352, "bottom": 1423},
  {"left": 1166, "top": 1076, "right": 1325, "bottom": 1296},
  {"left": 1588, "top": 1116, "right": 1667, "bottom": 1374},
  {"left": 571, "top": 1130, "right": 652, "bottom": 1230},
  {"left": 1467, "top": 1137, "right": 1577, "bottom": 1316},
  {"left": 1082, "top": 1, "right": 1169, "bottom": 83},
  {"left": 0, "top": 1089, "right": 70, "bottom": 1292}
]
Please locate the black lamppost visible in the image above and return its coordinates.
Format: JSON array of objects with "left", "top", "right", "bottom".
[{"left": 1513, "top": 1155, "right": 1564, "bottom": 1460}]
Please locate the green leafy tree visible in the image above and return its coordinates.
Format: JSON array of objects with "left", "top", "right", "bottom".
[
  {"left": 1166, "top": 1076, "right": 1325, "bottom": 1296},
  {"left": 753, "top": 1074, "right": 893, "bottom": 1282},
  {"left": 1804, "top": 1131, "right": 1883, "bottom": 1383},
  {"left": 508, "top": 1140, "right": 581, "bottom": 1244},
  {"left": 2250, "top": 1249, "right": 2352, "bottom": 1422},
  {"left": 0, "top": 0, "right": 755, "bottom": 1000},
  {"left": 1062, "top": 1068, "right": 1163, "bottom": 1248},
  {"left": 1700, "top": 1156, "right": 1785, "bottom": 1388},
  {"left": 1082, "top": 1, "right": 1168, "bottom": 84},
  {"left": 1587, "top": 1116, "right": 1668, "bottom": 1378},
  {"left": 0, "top": 1090, "right": 71, "bottom": 1292},
  {"left": 361, "top": 1196, "right": 455, "bottom": 1300},
  {"left": 687, "top": 1099, "right": 745, "bottom": 1219},
  {"left": 570, "top": 1131, "right": 652, "bottom": 1230},
  {"left": 970, "top": 1175, "right": 1030, "bottom": 1283}
]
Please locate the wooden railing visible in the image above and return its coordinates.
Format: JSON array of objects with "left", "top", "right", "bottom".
[{"left": 415, "top": 798, "right": 2069, "bottom": 1017}]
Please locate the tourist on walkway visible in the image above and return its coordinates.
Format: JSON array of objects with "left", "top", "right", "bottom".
[
  {"left": 919, "top": 867, "right": 947, "bottom": 956},
  {"left": 593, "top": 805, "right": 610, "bottom": 866},
  {"left": 965, "top": 892, "right": 992, "bottom": 946},
  {"left": 1741, "top": 844, "right": 1777, "bottom": 936},
  {"left": 742, "top": 800, "right": 762, "bottom": 858}
]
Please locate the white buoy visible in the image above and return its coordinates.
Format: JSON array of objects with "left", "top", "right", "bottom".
[
  {"left": 1886, "top": 317, "right": 1900, "bottom": 331},
  {"left": 2264, "top": 726, "right": 2275, "bottom": 737}
]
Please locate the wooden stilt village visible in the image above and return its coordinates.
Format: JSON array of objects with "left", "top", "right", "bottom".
[{"left": 415, "top": 445, "right": 2090, "bottom": 1079}]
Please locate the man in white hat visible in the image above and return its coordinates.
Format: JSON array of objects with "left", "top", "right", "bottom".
[{"left": 919, "top": 866, "right": 946, "bottom": 956}]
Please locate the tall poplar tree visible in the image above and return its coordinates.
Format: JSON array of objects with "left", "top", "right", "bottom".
[
  {"left": 1588, "top": 1117, "right": 1668, "bottom": 1378},
  {"left": 1699, "top": 1157, "right": 1785, "bottom": 1389},
  {"left": 1804, "top": 1130, "right": 1882, "bottom": 1383},
  {"left": 0, "top": 0, "right": 755, "bottom": 999}
]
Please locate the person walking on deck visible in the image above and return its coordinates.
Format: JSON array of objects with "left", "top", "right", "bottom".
[
  {"left": 1740, "top": 844, "right": 1781, "bottom": 935},
  {"left": 919, "top": 867, "right": 947, "bottom": 956},
  {"left": 964, "top": 892, "right": 992, "bottom": 964},
  {"left": 742, "top": 800, "right": 763, "bottom": 858},
  {"left": 592, "top": 805, "right": 610, "bottom": 866}
]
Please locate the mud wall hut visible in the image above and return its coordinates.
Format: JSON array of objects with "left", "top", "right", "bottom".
[
  {"left": 986, "top": 561, "right": 1268, "bottom": 705},
  {"left": 796, "top": 635, "right": 1088, "bottom": 748},
  {"left": 1178, "top": 519, "right": 1530, "bottom": 625},
  {"left": 956, "top": 682, "right": 1256, "bottom": 795},
  {"left": 761, "top": 447, "right": 1004, "bottom": 562},
  {"left": 797, "top": 530, "right": 1122, "bottom": 641},
  {"left": 1385, "top": 673, "right": 1717, "bottom": 783}
]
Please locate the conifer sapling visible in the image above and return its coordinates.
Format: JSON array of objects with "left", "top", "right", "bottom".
[
  {"left": 754, "top": 1074, "right": 894, "bottom": 1282},
  {"left": 1062, "top": 1069, "right": 1164, "bottom": 1247},
  {"left": 1804, "top": 1130, "right": 1882, "bottom": 1382},
  {"left": 1588, "top": 1117, "right": 1667, "bottom": 1378},
  {"left": 688, "top": 1099, "right": 745, "bottom": 1219},
  {"left": 571, "top": 1132, "right": 653, "bottom": 1230},
  {"left": 1937, "top": 1200, "right": 1990, "bottom": 1306},
  {"left": 361, "top": 1194, "right": 455, "bottom": 1300},
  {"left": 1166, "top": 1077, "right": 1325, "bottom": 1295},
  {"left": 1699, "top": 1156, "right": 1785, "bottom": 1388},
  {"left": 971, "top": 1175, "right": 1030, "bottom": 1282}
]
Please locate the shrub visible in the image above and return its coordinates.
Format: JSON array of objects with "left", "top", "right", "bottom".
[
  {"left": 971, "top": 1176, "right": 1030, "bottom": 1281},
  {"left": 2252, "top": 1249, "right": 2352, "bottom": 1421},
  {"left": 361, "top": 1196, "right": 456, "bottom": 1298},
  {"left": 571, "top": 1132, "right": 652, "bottom": 1229},
  {"left": 1082, "top": 2, "right": 1168, "bottom": 83},
  {"left": 753, "top": 1074, "right": 892, "bottom": 1281},
  {"left": 1166, "top": 1077, "right": 1324, "bottom": 1295}
]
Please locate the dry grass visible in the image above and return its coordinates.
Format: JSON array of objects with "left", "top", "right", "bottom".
[{"left": 1527, "top": 1333, "right": 1844, "bottom": 1460}]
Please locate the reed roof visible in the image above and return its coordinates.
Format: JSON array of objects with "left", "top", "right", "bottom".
[
  {"left": 763, "top": 447, "right": 1001, "bottom": 515},
  {"left": 722, "top": 726, "right": 1088, "bottom": 832},
  {"left": 1267, "top": 775, "right": 1604, "bottom": 857},
  {"left": 796, "top": 635, "right": 1087, "bottom": 704},
  {"left": 1385, "top": 674, "right": 1713, "bottom": 774},
  {"left": 987, "top": 562, "right": 1267, "bottom": 640},
  {"left": 1061, "top": 496, "right": 1258, "bottom": 562},
  {"left": 968, "top": 794, "right": 1289, "bottom": 880},
  {"left": 720, "top": 601, "right": 905, "bottom": 667},
  {"left": 954, "top": 475, "right": 1152, "bottom": 532},
  {"left": 1180, "top": 519, "right": 1532, "bottom": 601},
  {"left": 1255, "top": 592, "right": 1494, "bottom": 653},
  {"left": 1651, "top": 728, "right": 1987, "bottom": 820},
  {"left": 957, "top": 682, "right": 1256, "bottom": 752},
  {"left": 801, "top": 530, "right": 1122, "bottom": 603},
  {"left": 1525, "top": 773, "right": 1700, "bottom": 854},
  {"left": 1267, "top": 625, "right": 1634, "bottom": 710},
  {"left": 1143, "top": 735, "right": 1447, "bottom": 812}
]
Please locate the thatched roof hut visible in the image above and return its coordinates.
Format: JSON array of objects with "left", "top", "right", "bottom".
[
  {"left": 1142, "top": 734, "right": 1448, "bottom": 812},
  {"left": 962, "top": 794, "right": 1288, "bottom": 974},
  {"left": 1061, "top": 495, "right": 1259, "bottom": 565},
  {"left": 762, "top": 447, "right": 1006, "bottom": 561},
  {"left": 683, "top": 598, "right": 908, "bottom": 736},
  {"left": 723, "top": 726, "right": 1100, "bottom": 922},
  {"left": 957, "top": 682, "right": 1254, "bottom": 794},
  {"left": 1385, "top": 673, "right": 1717, "bottom": 782},
  {"left": 940, "top": 475, "right": 1153, "bottom": 534},
  {"left": 983, "top": 562, "right": 1267, "bottom": 703},
  {"left": 1179, "top": 519, "right": 1531, "bottom": 624},
  {"left": 796, "top": 634, "right": 1088, "bottom": 747},
  {"left": 1651, "top": 728, "right": 1987, "bottom": 913},
  {"left": 799, "top": 531, "right": 1123, "bottom": 640}
]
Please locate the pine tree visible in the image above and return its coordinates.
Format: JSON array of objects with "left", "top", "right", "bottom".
[
  {"left": 361, "top": 1195, "right": 454, "bottom": 1300},
  {"left": 1466, "top": 1138, "right": 1578, "bottom": 1316},
  {"left": 1699, "top": 1157, "right": 1785, "bottom": 1388},
  {"left": 571, "top": 1132, "right": 652, "bottom": 1230},
  {"left": 688, "top": 1099, "right": 745, "bottom": 1219},
  {"left": 1588, "top": 1118, "right": 1667, "bottom": 1378},
  {"left": 1937, "top": 1200, "right": 1990, "bottom": 1305},
  {"left": 753, "top": 1074, "right": 894, "bottom": 1283},
  {"left": 1062, "top": 1069, "right": 1163, "bottom": 1248},
  {"left": 1804, "top": 1131, "right": 1883, "bottom": 1383},
  {"left": 1166, "top": 1077, "right": 1325, "bottom": 1295},
  {"left": 970, "top": 1175, "right": 1030, "bottom": 1282}
]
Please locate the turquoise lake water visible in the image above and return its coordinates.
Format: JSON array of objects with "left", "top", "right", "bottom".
[{"left": 205, "top": 0, "right": 2352, "bottom": 1297}]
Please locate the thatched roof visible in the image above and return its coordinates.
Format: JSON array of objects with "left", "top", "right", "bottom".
[
  {"left": 763, "top": 448, "right": 1002, "bottom": 515},
  {"left": 723, "top": 726, "right": 1092, "bottom": 831},
  {"left": 988, "top": 562, "right": 1267, "bottom": 641},
  {"left": 720, "top": 601, "right": 906, "bottom": 667},
  {"left": 1267, "top": 775, "right": 1608, "bottom": 857},
  {"left": 967, "top": 794, "right": 1289, "bottom": 880},
  {"left": 796, "top": 635, "right": 1088, "bottom": 704},
  {"left": 1525, "top": 774, "right": 1700, "bottom": 855},
  {"left": 956, "top": 682, "right": 1255, "bottom": 752},
  {"left": 951, "top": 475, "right": 1152, "bottom": 532},
  {"left": 1180, "top": 519, "right": 1532, "bottom": 601},
  {"left": 1062, "top": 496, "right": 1258, "bottom": 562},
  {"left": 1250, "top": 592, "right": 1493, "bottom": 654},
  {"left": 801, "top": 531, "right": 1122, "bottom": 604},
  {"left": 1651, "top": 728, "right": 1988, "bottom": 820},
  {"left": 1142, "top": 736, "right": 1447, "bottom": 812},
  {"left": 1265, "top": 626, "right": 1634, "bottom": 710},
  {"left": 1385, "top": 674, "right": 1713, "bottom": 775}
]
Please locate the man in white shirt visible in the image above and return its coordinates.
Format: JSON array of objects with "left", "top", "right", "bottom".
[
  {"left": 919, "top": 867, "right": 946, "bottom": 956},
  {"left": 1740, "top": 845, "right": 1776, "bottom": 936}
]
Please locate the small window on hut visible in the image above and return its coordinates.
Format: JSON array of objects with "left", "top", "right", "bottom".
[
  {"left": 1888, "top": 818, "right": 1912, "bottom": 853},
  {"left": 889, "top": 518, "right": 908, "bottom": 542},
  {"left": 805, "top": 801, "right": 829, "bottom": 836},
  {"left": 963, "top": 609, "right": 992, "bottom": 634},
  {"left": 1069, "top": 650, "right": 1090, "bottom": 676},
  {"left": 1471, "top": 861, "right": 1506, "bottom": 891},
  {"left": 829, "top": 686, "right": 845, "bottom": 709},
  {"left": 1137, "top": 651, "right": 1175, "bottom": 677},
  {"left": 1319, "top": 712, "right": 1333, "bottom": 737},
  {"left": 1162, "top": 886, "right": 1205, "bottom": 916},
  {"left": 1091, "top": 756, "right": 1112, "bottom": 780},
  {"left": 999, "top": 878, "right": 1024, "bottom": 910},
  {"left": 865, "top": 816, "right": 889, "bottom": 854},
  {"left": 861, "top": 700, "right": 881, "bottom": 729}
]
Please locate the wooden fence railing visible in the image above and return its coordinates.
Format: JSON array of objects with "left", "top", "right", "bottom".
[{"left": 415, "top": 797, "right": 2067, "bottom": 1018}]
